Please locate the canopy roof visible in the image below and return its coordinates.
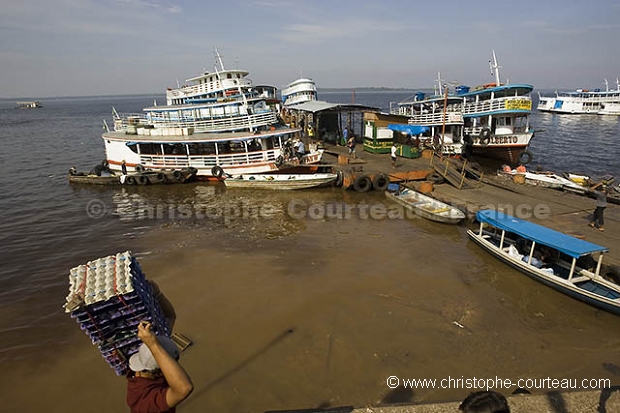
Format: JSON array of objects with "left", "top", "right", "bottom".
[
  {"left": 286, "top": 100, "right": 379, "bottom": 113},
  {"left": 476, "top": 210, "right": 608, "bottom": 258},
  {"left": 387, "top": 124, "right": 430, "bottom": 135}
]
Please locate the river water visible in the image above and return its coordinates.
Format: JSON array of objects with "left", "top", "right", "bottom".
[{"left": 0, "top": 92, "right": 619, "bottom": 412}]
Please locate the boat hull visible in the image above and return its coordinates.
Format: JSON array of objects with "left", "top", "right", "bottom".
[
  {"left": 223, "top": 173, "right": 337, "bottom": 190},
  {"left": 467, "top": 229, "right": 620, "bottom": 316},
  {"left": 385, "top": 188, "right": 465, "bottom": 224},
  {"left": 68, "top": 168, "right": 197, "bottom": 185}
]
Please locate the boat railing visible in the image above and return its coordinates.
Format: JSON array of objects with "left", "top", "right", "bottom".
[
  {"left": 406, "top": 112, "right": 464, "bottom": 125},
  {"left": 166, "top": 78, "right": 253, "bottom": 99},
  {"left": 464, "top": 125, "right": 530, "bottom": 136},
  {"left": 462, "top": 96, "right": 532, "bottom": 115},
  {"left": 115, "top": 111, "right": 277, "bottom": 134},
  {"left": 139, "top": 150, "right": 278, "bottom": 169}
]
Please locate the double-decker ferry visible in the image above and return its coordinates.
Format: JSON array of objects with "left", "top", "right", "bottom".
[{"left": 537, "top": 79, "right": 620, "bottom": 114}]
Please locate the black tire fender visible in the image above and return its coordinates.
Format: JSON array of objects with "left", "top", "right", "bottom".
[
  {"left": 334, "top": 170, "right": 344, "bottom": 187},
  {"left": 211, "top": 165, "right": 225, "bottom": 179},
  {"left": 518, "top": 150, "right": 533, "bottom": 165},
  {"left": 137, "top": 175, "right": 148, "bottom": 185},
  {"left": 426, "top": 171, "right": 445, "bottom": 184},
  {"left": 173, "top": 170, "right": 183, "bottom": 181},
  {"left": 135, "top": 164, "right": 145, "bottom": 172},
  {"left": 126, "top": 175, "right": 136, "bottom": 185},
  {"left": 353, "top": 175, "right": 372, "bottom": 193},
  {"left": 372, "top": 173, "right": 390, "bottom": 191},
  {"left": 479, "top": 128, "right": 491, "bottom": 146}
]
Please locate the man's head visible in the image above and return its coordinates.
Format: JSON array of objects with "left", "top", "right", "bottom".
[
  {"left": 129, "top": 336, "right": 179, "bottom": 372},
  {"left": 459, "top": 391, "right": 510, "bottom": 413}
]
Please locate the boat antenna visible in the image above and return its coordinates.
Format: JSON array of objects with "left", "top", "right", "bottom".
[
  {"left": 490, "top": 50, "right": 501, "bottom": 86},
  {"left": 616, "top": 78, "right": 620, "bottom": 91},
  {"left": 214, "top": 47, "right": 225, "bottom": 71},
  {"left": 604, "top": 78, "right": 609, "bottom": 92}
]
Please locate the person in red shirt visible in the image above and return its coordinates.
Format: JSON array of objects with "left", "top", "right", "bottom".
[{"left": 126, "top": 321, "right": 193, "bottom": 413}]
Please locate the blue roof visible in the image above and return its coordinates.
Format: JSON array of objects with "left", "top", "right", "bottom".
[
  {"left": 387, "top": 124, "right": 430, "bottom": 135},
  {"left": 476, "top": 210, "right": 608, "bottom": 258}
]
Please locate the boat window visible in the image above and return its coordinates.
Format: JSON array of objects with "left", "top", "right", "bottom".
[
  {"left": 163, "top": 143, "right": 186, "bottom": 155},
  {"left": 227, "top": 74, "right": 232, "bottom": 79},
  {"left": 138, "top": 143, "right": 163, "bottom": 155},
  {"left": 217, "top": 141, "right": 246, "bottom": 154},
  {"left": 188, "top": 142, "right": 216, "bottom": 155}
]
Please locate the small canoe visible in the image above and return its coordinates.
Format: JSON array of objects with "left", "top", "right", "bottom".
[
  {"left": 384, "top": 186, "right": 465, "bottom": 224},
  {"left": 223, "top": 173, "right": 338, "bottom": 190},
  {"left": 68, "top": 167, "right": 197, "bottom": 185}
]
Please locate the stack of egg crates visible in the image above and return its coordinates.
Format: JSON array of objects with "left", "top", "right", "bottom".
[{"left": 64, "top": 251, "right": 170, "bottom": 375}]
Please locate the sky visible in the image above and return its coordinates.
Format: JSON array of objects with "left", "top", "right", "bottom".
[{"left": 2, "top": 0, "right": 620, "bottom": 98}]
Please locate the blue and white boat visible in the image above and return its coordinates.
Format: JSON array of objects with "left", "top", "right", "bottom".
[
  {"left": 392, "top": 51, "right": 535, "bottom": 164},
  {"left": 468, "top": 210, "right": 620, "bottom": 316},
  {"left": 537, "top": 79, "right": 620, "bottom": 114}
]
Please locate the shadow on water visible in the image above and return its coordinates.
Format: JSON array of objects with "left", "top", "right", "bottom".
[
  {"left": 598, "top": 386, "right": 620, "bottom": 413},
  {"left": 380, "top": 386, "right": 415, "bottom": 405}
]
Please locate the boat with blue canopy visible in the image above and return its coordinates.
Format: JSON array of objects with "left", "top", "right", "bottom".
[{"left": 468, "top": 210, "right": 620, "bottom": 316}]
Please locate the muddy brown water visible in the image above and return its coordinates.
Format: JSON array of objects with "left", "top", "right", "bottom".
[{"left": 3, "top": 188, "right": 620, "bottom": 413}]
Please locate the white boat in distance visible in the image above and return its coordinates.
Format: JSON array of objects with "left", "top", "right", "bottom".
[
  {"left": 281, "top": 77, "right": 318, "bottom": 107},
  {"left": 537, "top": 79, "right": 620, "bottom": 114},
  {"left": 385, "top": 186, "right": 465, "bottom": 224},
  {"left": 223, "top": 172, "right": 338, "bottom": 190},
  {"left": 103, "top": 49, "right": 323, "bottom": 178}
]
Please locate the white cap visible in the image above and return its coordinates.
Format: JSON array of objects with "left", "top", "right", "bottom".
[{"left": 129, "top": 336, "right": 179, "bottom": 372}]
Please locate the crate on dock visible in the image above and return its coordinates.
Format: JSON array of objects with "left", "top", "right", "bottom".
[{"left": 64, "top": 251, "right": 170, "bottom": 376}]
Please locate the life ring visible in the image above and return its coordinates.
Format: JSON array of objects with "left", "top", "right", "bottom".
[
  {"left": 126, "top": 175, "right": 136, "bottom": 185},
  {"left": 137, "top": 175, "right": 148, "bottom": 185},
  {"left": 372, "top": 173, "right": 390, "bottom": 191},
  {"left": 275, "top": 156, "right": 284, "bottom": 168},
  {"left": 135, "top": 164, "right": 145, "bottom": 172},
  {"left": 334, "top": 170, "right": 344, "bottom": 187},
  {"left": 479, "top": 128, "right": 491, "bottom": 146},
  {"left": 518, "top": 150, "right": 533, "bottom": 165},
  {"left": 211, "top": 165, "right": 224, "bottom": 179},
  {"left": 426, "top": 171, "right": 446, "bottom": 184},
  {"left": 353, "top": 175, "right": 372, "bottom": 193}
]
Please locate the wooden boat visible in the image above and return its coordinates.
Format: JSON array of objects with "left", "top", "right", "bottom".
[
  {"left": 68, "top": 167, "right": 197, "bottom": 185},
  {"left": 499, "top": 168, "right": 587, "bottom": 193},
  {"left": 468, "top": 210, "right": 620, "bottom": 316},
  {"left": 384, "top": 186, "right": 465, "bottom": 224},
  {"left": 223, "top": 172, "right": 338, "bottom": 190}
]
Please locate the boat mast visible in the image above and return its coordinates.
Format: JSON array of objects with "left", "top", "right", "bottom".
[{"left": 489, "top": 50, "right": 501, "bottom": 86}]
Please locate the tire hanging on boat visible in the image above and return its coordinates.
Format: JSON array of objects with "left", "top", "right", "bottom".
[
  {"left": 518, "top": 150, "right": 533, "bottom": 165},
  {"left": 479, "top": 128, "right": 491, "bottom": 146},
  {"left": 135, "top": 164, "right": 145, "bottom": 172},
  {"left": 173, "top": 170, "right": 183, "bottom": 181},
  {"left": 211, "top": 165, "right": 224, "bottom": 179},
  {"left": 152, "top": 172, "right": 166, "bottom": 183},
  {"left": 372, "top": 173, "right": 390, "bottom": 191},
  {"left": 353, "top": 175, "right": 372, "bottom": 193},
  {"left": 126, "top": 175, "right": 136, "bottom": 185},
  {"left": 137, "top": 175, "right": 148, "bottom": 185}
]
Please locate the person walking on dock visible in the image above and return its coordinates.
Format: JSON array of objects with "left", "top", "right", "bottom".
[
  {"left": 589, "top": 182, "right": 608, "bottom": 231},
  {"left": 347, "top": 134, "right": 356, "bottom": 159},
  {"left": 390, "top": 143, "right": 397, "bottom": 168},
  {"left": 341, "top": 126, "right": 348, "bottom": 146}
]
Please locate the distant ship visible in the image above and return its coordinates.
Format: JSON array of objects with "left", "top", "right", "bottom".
[
  {"left": 281, "top": 77, "right": 318, "bottom": 107},
  {"left": 16, "top": 101, "right": 42, "bottom": 109}
]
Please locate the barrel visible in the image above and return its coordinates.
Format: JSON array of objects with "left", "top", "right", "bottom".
[{"left": 419, "top": 181, "right": 434, "bottom": 193}]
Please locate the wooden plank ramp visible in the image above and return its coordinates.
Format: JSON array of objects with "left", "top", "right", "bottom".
[{"left": 431, "top": 154, "right": 482, "bottom": 189}]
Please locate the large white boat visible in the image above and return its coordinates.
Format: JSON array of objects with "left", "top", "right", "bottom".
[
  {"left": 537, "top": 79, "right": 620, "bottom": 114},
  {"left": 392, "top": 51, "right": 535, "bottom": 164},
  {"left": 104, "top": 50, "right": 323, "bottom": 178},
  {"left": 281, "top": 77, "right": 318, "bottom": 107}
]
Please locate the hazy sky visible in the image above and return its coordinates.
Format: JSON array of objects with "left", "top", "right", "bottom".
[{"left": 3, "top": 0, "right": 620, "bottom": 98}]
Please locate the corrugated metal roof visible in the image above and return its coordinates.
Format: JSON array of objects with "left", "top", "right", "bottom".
[{"left": 286, "top": 100, "right": 379, "bottom": 113}]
